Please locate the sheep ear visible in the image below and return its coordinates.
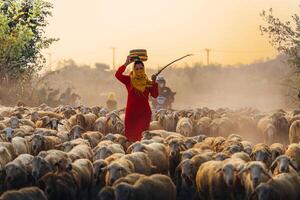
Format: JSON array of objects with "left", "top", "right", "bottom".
[
  {"left": 58, "top": 121, "right": 64, "bottom": 125},
  {"left": 269, "top": 158, "right": 279, "bottom": 172},
  {"left": 126, "top": 144, "right": 133, "bottom": 154},
  {"left": 289, "top": 160, "right": 298, "bottom": 172},
  {"left": 262, "top": 168, "right": 272, "bottom": 179}
]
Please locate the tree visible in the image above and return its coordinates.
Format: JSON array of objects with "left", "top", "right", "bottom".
[
  {"left": 260, "top": 7, "right": 300, "bottom": 106},
  {"left": 260, "top": 7, "right": 300, "bottom": 69},
  {"left": 0, "top": 0, "right": 57, "bottom": 83}
]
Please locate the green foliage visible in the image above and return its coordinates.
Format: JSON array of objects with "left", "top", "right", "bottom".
[
  {"left": 0, "top": 0, "right": 57, "bottom": 82},
  {"left": 260, "top": 8, "right": 300, "bottom": 69}
]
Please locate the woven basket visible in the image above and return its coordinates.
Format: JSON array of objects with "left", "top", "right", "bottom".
[{"left": 129, "top": 49, "right": 148, "bottom": 61}]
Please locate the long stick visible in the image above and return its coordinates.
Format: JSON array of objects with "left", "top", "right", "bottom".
[{"left": 154, "top": 54, "right": 193, "bottom": 76}]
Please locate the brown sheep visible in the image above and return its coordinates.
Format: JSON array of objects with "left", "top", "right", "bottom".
[
  {"left": 127, "top": 142, "right": 169, "bottom": 174},
  {"left": 251, "top": 143, "right": 272, "bottom": 167},
  {"left": 67, "top": 144, "right": 93, "bottom": 161},
  {"left": 37, "top": 172, "right": 77, "bottom": 200},
  {"left": 285, "top": 143, "right": 300, "bottom": 170},
  {"left": 251, "top": 172, "right": 300, "bottom": 200},
  {"left": 82, "top": 131, "right": 103, "bottom": 148},
  {"left": 0, "top": 146, "right": 12, "bottom": 171},
  {"left": 5, "top": 154, "right": 34, "bottom": 190},
  {"left": 30, "top": 134, "right": 61, "bottom": 156},
  {"left": 0, "top": 186, "right": 47, "bottom": 200},
  {"left": 270, "top": 155, "right": 298, "bottom": 175},
  {"left": 76, "top": 113, "right": 97, "bottom": 131},
  {"left": 176, "top": 117, "right": 193, "bottom": 137},
  {"left": 114, "top": 174, "right": 176, "bottom": 200},
  {"left": 0, "top": 142, "right": 17, "bottom": 160},
  {"left": 289, "top": 119, "right": 300, "bottom": 144},
  {"left": 238, "top": 161, "right": 272, "bottom": 198},
  {"left": 11, "top": 137, "right": 30, "bottom": 155},
  {"left": 93, "top": 143, "right": 125, "bottom": 161},
  {"left": 196, "top": 159, "right": 245, "bottom": 200},
  {"left": 270, "top": 143, "right": 285, "bottom": 161}
]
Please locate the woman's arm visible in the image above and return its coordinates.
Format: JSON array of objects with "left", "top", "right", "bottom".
[
  {"left": 149, "top": 82, "right": 159, "bottom": 98},
  {"left": 115, "top": 56, "right": 132, "bottom": 86},
  {"left": 115, "top": 65, "right": 130, "bottom": 85}
]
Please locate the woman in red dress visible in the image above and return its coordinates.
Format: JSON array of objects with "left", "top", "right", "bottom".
[{"left": 115, "top": 56, "right": 158, "bottom": 141}]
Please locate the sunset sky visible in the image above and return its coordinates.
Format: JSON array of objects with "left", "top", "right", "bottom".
[{"left": 45, "top": 0, "right": 299, "bottom": 70}]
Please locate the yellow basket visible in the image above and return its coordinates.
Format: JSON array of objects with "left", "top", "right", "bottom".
[{"left": 129, "top": 49, "right": 148, "bottom": 61}]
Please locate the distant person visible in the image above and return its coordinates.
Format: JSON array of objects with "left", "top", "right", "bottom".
[
  {"left": 151, "top": 76, "right": 176, "bottom": 109},
  {"left": 115, "top": 56, "right": 158, "bottom": 141},
  {"left": 106, "top": 92, "right": 118, "bottom": 111}
]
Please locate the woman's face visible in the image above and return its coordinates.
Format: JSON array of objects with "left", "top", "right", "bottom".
[{"left": 134, "top": 63, "right": 144, "bottom": 76}]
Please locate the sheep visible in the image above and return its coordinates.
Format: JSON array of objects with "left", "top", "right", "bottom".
[
  {"left": 56, "top": 138, "right": 90, "bottom": 152},
  {"left": 289, "top": 119, "right": 300, "bottom": 143},
  {"left": 35, "top": 116, "right": 51, "bottom": 129},
  {"left": 31, "top": 156, "right": 53, "bottom": 181},
  {"left": 82, "top": 131, "right": 103, "bottom": 148},
  {"left": 48, "top": 117, "right": 64, "bottom": 130},
  {"left": 168, "top": 139, "right": 187, "bottom": 180},
  {"left": 11, "top": 136, "right": 30, "bottom": 155},
  {"left": 270, "top": 154, "right": 298, "bottom": 176},
  {"left": 241, "top": 140, "right": 253, "bottom": 155},
  {"left": 176, "top": 117, "right": 193, "bottom": 137},
  {"left": 270, "top": 143, "right": 285, "bottom": 161},
  {"left": 105, "top": 152, "right": 153, "bottom": 185},
  {"left": 67, "top": 144, "right": 93, "bottom": 161},
  {"left": 238, "top": 161, "right": 272, "bottom": 198},
  {"left": 114, "top": 174, "right": 176, "bottom": 200},
  {"left": 231, "top": 152, "right": 251, "bottom": 162},
  {"left": 93, "top": 143, "right": 125, "bottom": 161},
  {"left": 1, "top": 127, "right": 14, "bottom": 142},
  {"left": 0, "top": 186, "right": 47, "bottom": 200},
  {"left": 37, "top": 172, "right": 77, "bottom": 200},
  {"left": 5, "top": 154, "right": 34, "bottom": 190},
  {"left": 0, "top": 142, "right": 17, "bottom": 159},
  {"left": 30, "top": 134, "right": 62, "bottom": 156},
  {"left": 105, "top": 156, "right": 135, "bottom": 185},
  {"left": 93, "top": 116, "right": 107, "bottom": 134},
  {"left": 251, "top": 173, "right": 300, "bottom": 200},
  {"left": 193, "top": 116, "right": 212, "bottom": 135},
  {"left": 34, "top": 128, "right": 58, "bottom": 136},
  {"left": 285, "top": 143, "right": 300, "bottom": 170},
  {"left": 93, "top": 159, "right": 109, "bottom": 194},
  {"left": 112, "top": 173, "right": 146, "bottom": 186},
  {"left": 149, "top": 120, "right": 163, "bottom": 130},
  {"left": 175, "top": 154, "right": 212, "bottom": 199},
  {"left": 97, "top": 186, "right": 115, "bottom": 200},
  {"left": 196, "top": 160, "right": 234, "bottom": 200},
  {"left": 57, "top": 158, "right": 94, "bottom": 200},
  {"left": 0, "top": 146, "right": 12, "bottom": 171},
  {"left": 251, "top": 143, "right": 272, "bottom": 167},
  {"left": 37, "top": 149, "right": 69, "bottom": 170},
  {"left": 127, "top": 142, "right": 169, "bottom": 174},
  {"left": 76, "top": 113, "right": 97, "bottom": 131},
  {"left": 68, "top": 125, "right": 86, "bottom": 140}
]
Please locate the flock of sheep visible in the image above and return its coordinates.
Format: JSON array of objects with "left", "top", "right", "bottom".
[{"left": 1, "top": 104, "right": 300, "bottom": 200}]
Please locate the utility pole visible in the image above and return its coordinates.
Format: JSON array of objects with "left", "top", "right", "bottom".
[
  {"left": 111, "top": 47, "right": 116, "bottom": 70},
  {"left": 204, "top": 48, "right": 211, "bottom": 65}
]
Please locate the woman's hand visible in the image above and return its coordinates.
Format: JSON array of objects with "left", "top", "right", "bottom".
[
  {"left": 124, "top": 56, "right": 133, "bottom": 66},
  {"left": 151, "top": 74, "right": 157, "bottom": 82}
]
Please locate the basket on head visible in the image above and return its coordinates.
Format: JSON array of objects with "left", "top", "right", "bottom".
[{"left": 129, "top": 49, "right": 148, "bottom": 62}]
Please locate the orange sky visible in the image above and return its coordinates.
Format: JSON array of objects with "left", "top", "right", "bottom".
[{"left": 44, "top": 0, "right": 299, "bottom": 69}]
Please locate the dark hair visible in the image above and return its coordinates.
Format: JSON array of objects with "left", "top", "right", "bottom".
[{"left": 134, "top": 61, "right": 144, "bottom": 67}]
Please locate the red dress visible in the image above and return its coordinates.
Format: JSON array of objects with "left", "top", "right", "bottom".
[{"left": 115, "top": 65, "right": 159, "bottom": 141}]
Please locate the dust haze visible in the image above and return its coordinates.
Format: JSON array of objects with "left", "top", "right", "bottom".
[{"left": 42, "top": 54, "right": 293, "bottom": 111}]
